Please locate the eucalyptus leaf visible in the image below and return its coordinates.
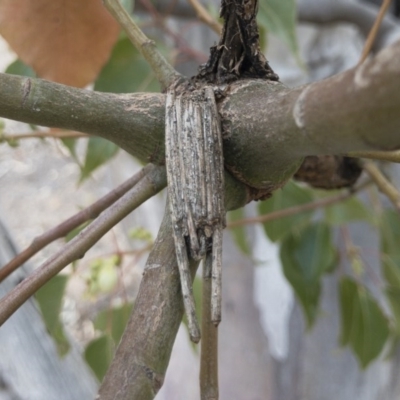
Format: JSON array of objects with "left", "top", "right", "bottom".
[
  {"left": 280, "top": 222, "right": 336, "bottom": 327},
  {"left": 339, "top": 278, "right": 390, "bottom": 368},
  {"left": 35, "top": 275, "right": 70, "bottom": 356},
  {"left": 259, "top": 180, "right": 314, "bottom": 242}
]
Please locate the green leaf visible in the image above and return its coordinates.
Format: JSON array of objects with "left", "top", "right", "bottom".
[
  {"left": 339, "top": 278, "right": 390, "bottom": 368},
  {"left": 94, "top": 303, "right": 133, "bottom": 344},
  {"left": 228, "top": 208, "right": 251, "bottom": 255},
  {"left": 61, "top": 138, "right": 79, "bottom": 162},
  {"left": 258, "top": 180, "right": 314, "bottom": 242},
  {"left": 80, "top": 137, "right": 119, "bottom": 181},
  {"left": 94, "top": 36, "right": 159, "bottom": 94},
  {"left": 5, "top": 59, "right": 36, "bottom": 77},
  {"left": 258, "top": 0, "right": 299, "bottom": 59},
  {"left": 380, "top": 209, "right": 400, "bottom": 288},
  {"left": 35, "top": 275, "right": 70, "bottom": 356},
  {"left": 324, "top": 197, "right": 373, "bottom": 225},
  {"left": 385, "top": 286, "right": 400, "bottom": 334},
  {"left": 84, "top": 335, "right": 114, "bottom": 381},
  {"left": 280, "top": 222, "right": 336, "bottom": 327}
]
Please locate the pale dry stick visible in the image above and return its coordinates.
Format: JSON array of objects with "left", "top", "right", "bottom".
[
  {"left": 358, "top": 0, "right": 393, "bottom": 65},
  {"left": 0, "top": 165, "right": 152, "bottom": 284},
  {"left": 0, "top": 165, "right": 167, "bottom": 326},
  {"left": 165, "top": 90, "right": 201, "bottom": 342},
  {"left": 200, "top": 253, "right": 219, "bottom": 400},
  {"left": 228, "top": 181, "right": 371, "bottom": 228},
  {"left": 363, "top": 161, "right": 400, "bottom": 211},
  {"left": 187, "top": 0, "right": 222, "bottom": 34},
  {"left": 0, "top": 130, "right": 89, "bottom": 141},
  {"left": 103, "top": 0, "right": 182, "bottom": 89},
  {"left": 347, "top": 150, "right": 400, "bottom": 163},
  {"left": 211, "top": 226, "right": 223, "bottom": 325}
]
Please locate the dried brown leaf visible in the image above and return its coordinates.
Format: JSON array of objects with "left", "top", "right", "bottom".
[{"left": 0, "top": 0, "right": 120, "bottom": 87}]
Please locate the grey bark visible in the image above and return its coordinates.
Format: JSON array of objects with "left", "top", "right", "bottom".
[{"left": 0, "top": 219, "right": 98, "bottom": 400}]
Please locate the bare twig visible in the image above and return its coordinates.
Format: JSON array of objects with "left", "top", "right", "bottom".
[
  {"left": 187, "top": 0, "right": 222, "bottom": 34},
  {"left": 0, "top": 165, "right": 166, "bottom": 326},
  {"left": 358, "top": 0, "right": 393, "bottom": 65},
  {"left": 103, "top": 0, "right": 182, "bottom": 89},
  {"left": 0, "top": 130, "right": 89, "bottom": 142},
  {"left": 200, "top": 254, "right": 219, "bottom": 400},
  {"left": 347, "top": 150, "right": 400, "bottom": 163},
  {"left": 228, "top": 182, "right": 371, "bottom": 228},
  {"left": 0, "top": 166, "right": 152, "bottom": 284},
  {"left": 363, "top": 161, "right": 400, "bottom": 212}
]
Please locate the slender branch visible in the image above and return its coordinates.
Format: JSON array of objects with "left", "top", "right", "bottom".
[
  {"left": 0, "top": 166, "right": 151, "bottom": 283},
  {"left": 358, "top": 0, "right": 393, "bottom": 65},
  {"left": 227, "top": 182, "right": 370, "bottom": 228},
  {"left": 98, "top": 206, "right": 201, "bottom": 400},
  {"left": 187, "top": 0, "right": 222, "bottom": 34},
  {"left": 102, "top": 0, "right": 182, "bottom": 89},
  {"left": 2, "top": 39, "right": 400, "bottom": 190},
  {"left": 347, "top": 150, "right": 400, "bottom": 163},
  {"left": 363, "top": 161, "right": 400, "bottom": 212},
  {"left": 200, "top": 253, "right": 219, "bottom": 400},
  {"left": 0, "top": 130, "right": 89, "bottom": 141},
  {"left": 0, "top": 165, "right": 166, "bottom": 327}
]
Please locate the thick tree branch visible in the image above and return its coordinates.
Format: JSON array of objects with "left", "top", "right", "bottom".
[
  {"left": 0, "top": 165, "right": 166, "bottom": 326},
  {"left": 1, "top": 39, "right": 400, "bottom": 191}
]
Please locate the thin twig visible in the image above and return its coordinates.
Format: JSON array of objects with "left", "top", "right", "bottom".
[
  {"left": 0, "top": 130, "right": 89, "bottom": 142},
  {"left": 187, "top": 0, "right": 222, "bottom": 34},
  {"left": 358, "top": 0, "right": 392, "bottom": 65},
  {"left": 363, "top": 161, "right": 400, "bottom": 212},
  {"left": 347, "top": 150, "right": 400, "bottom": 163},
  {"left": 228, "top": 181, "right": 371, "bottom": 228},
  {"left": 0, "top": 166, "right": 152, "bottom": 284},
  {"left": 200, "top": 254, "right": 219, "bottom": 400},
  {"left": 0, "top": 165, "right": 166, "bottom": 326},
  {"left": 103, "top": 0, "right": 182, "bottom": 89}
]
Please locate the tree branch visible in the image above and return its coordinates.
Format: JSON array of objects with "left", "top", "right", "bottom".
[
  {"left": 0, "top": 165, "right": 166, "bottom": 326},
  {"left": 98, "top": 206, "right": 201, "bottom": 400},
  {"left": 1, "top": 39, "right": 400, "bottom": 191},
  {"left": 0, "top": 166, "right": 151, "bottom": 283}
]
